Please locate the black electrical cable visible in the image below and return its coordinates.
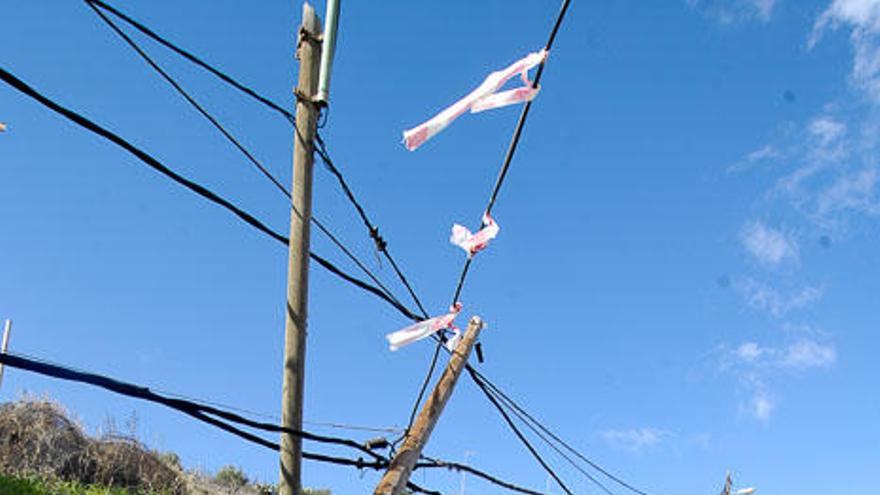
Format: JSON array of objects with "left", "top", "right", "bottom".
[
  {"left": 87, "top": 0, "right": 427, "bottom": 324},
  {"left": 467, "top": 367, "right": 574, "bottom": 495},
  {"left": 86, "top": 1, "right": 288, "bottom": 200},
  {"left": 402, "top": 0, "right": 577, "bottom": 463},
  {"left": 0, "top": 351, "right": 545, "bottom": 495},
  {"left": 85, "top": 0, "right": 297, "bottom": 125},
  {"left": 416, "top": 456, "right": 546, "bottom": 495},
  {"left": 75, "top": 4, "right": 650, "bottom": 495},
  {"left": 0, "top": 352, "right": 377, "bottom": 459},
  {"left": 451, "top": 0, "right": 572, "bottom": 304},
  {"left": 474, "top": 369, "right": 651, "bottom": 495},
  {"left": 85, "top": 0, "right": 412, "bottom": 317},
  {"left": 475, "top": 375, "right": 615, "bottom": 495},
  {"left": 0, "top": 66, "right": 421, "bottom": 323},
  {"left": 89, "top": 0, "right": 426, "bottom": 322},
  {"left": 314, "top": 133, "right": 430, "bottom": 319},
  {"left": 404, "top": 340, "right": 443, "bottom": 428}
]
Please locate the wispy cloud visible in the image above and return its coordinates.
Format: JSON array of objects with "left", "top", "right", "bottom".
[
  {"left": 710, "top": 1, "right": 866, "bottom": 425},
  {"left": 734, "top": 277, "right": 822, "bottom": 317},
  {"left": 724, "top": 339, "right": 837, "bottom": 370},
  {"left": 728, "top": 144, "right": 785, "bottom": 173},
  {"left": 686, "top": 0, "right": 779, "bottom": 23},
  {"left": 601, "top": 428, "right": 673, "bottom": 452},
  {"left": 811, "top": 0, "right": 880, "bottom": 101},
  {"left": 810, "top": 116, "right": 847, "bottom": 145},
  {"left": 739, "top": 221, "right": 799, "bottom": 266},
  {"left": 765, "top": 110, "right": 880, "bottom": 230},
  {"left": 817, "top": 167, "right": 880, "bottom": 216},
  {"left": 744, "top": 390, "right": 776, "bottom": 422},
  {"left": 781, "top": 339, "right": 838, "bottom": 368},
  {"left": 718, "top": 337, "right": 836, "bottom": 421}
]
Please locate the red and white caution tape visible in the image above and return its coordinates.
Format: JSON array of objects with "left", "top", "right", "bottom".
[{"left": 403, "top": 49, "right": 547, "bottom": 151}]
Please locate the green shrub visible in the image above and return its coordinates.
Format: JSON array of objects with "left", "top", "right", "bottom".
[{"left": 214, "top": 465, "right": 248, "bottom": 490}]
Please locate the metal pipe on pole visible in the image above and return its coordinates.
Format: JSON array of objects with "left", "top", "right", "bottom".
[{"left": 316, "top": 0, "right": 340, "bottom": 105}]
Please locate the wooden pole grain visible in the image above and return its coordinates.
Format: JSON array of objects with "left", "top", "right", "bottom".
[
  {"left": 279, "top": 4, "right": 322, "bottom": 494},
  {"left": 374, "top": 317, "right": 484, "bottom": 495}
]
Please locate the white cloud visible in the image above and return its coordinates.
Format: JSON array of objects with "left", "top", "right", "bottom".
[
  {"left": 601, "top": 428, "right": 672, "bottom": 452},
  {"left": 752, "top": 0, "right": 778, "bottom": 20},
  {"left": 746, "top": 144, "right": 783, "bottom": 162},
  {"left": 687, "top": 0, "right": 779, "bottom": 23},
  {"left": 739, "top": 221, "right": 799, "bottom": 266},
  {"left": 748, "top": 392, "right": 776, "bottom": 422},
  {"left": 725, "top": 339, "right": 837, "bottom": 371},
  {"left": 817, "top": 167, "right": 880, "bottom": 215},
  {"left": 728, "top": 144, "right": 785, "bottom": 173},
  {"left": 765, "top": 111, "right": 880, "bottom": 228},
  {"left": 719, "top": 337, "right": 836, "bottom": 421},
  {"left": 781, "top": 339, "right": 837, "bottom": 368},
  {"left": 809, "top": 117, "right": 847, "bottom": 145},
  {"left": 734, "top": 342, "right": 767, "bottom": 362},
  {"left": 812, "top": 0, "right": 880, "bottom": 101},
  {"left": 735, "top": 278, "right": 822, "bottom": 317}
]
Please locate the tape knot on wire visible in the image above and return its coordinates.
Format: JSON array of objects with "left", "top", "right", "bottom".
[{"left": 370, "top": 226, "right": 388, "bottom": 252}]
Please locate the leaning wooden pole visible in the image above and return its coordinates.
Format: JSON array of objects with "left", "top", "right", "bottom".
[
  {"left": 374, "top": 316, "right": 484, "bottom": 495},
  {"left": 279, "top": 4, "right": 322, "bottom": 495}
]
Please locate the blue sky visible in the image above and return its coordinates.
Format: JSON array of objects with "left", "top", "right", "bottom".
[{"left": 2, "top": 0, "right": 879, "bottom": 493}]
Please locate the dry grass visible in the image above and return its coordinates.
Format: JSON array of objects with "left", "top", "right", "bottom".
[{"left": 0, "top": 398, "right": 185, "bottom": 494}]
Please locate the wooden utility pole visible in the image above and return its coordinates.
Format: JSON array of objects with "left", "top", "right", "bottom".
[
  {"left": 279, "top": 4, "right": 322, "bottom": 495},
  {"left": 0, "top": 319, "right": 11, "bottom": 390},
  {"left": 374, "top": 317, "right": 484, "bottom": 495}
]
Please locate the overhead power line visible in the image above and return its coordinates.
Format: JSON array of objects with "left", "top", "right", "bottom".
[
  {"left": 402, "top": 0, "right": 577, "bottom": 454},
  {"left": 84, "top": 0, "right": 297, "bottom": 125},
  {"left": 84, "top": 0, "right": 413, "bottom": 319},
  {"left": 0, "top": 351, "right": 547, "bottom": 495},
  {"left": 0, "top": 351, "right": 380, "bottom": 460},
  {"left": 0, "top": 66, "right": 420, "bottom": 322},
  {"left": 467, "top": 367, "right": 574, "bottom": 495},
  {"left": 75, "top": 4, "right": 651, "bottom": 495},
  {"left": 417, "top": 456, "right": 545, "bottom": 495},
  {"left": 450, "top": 0, "right": 571, "bottom": 305},
  {"left": 87, "top": 0, "right": 428, "bottom": 325},
  {"left": 313, "top": 133, "right": 430, "bottom": 319},
  {"left": 476, "top": 370, "right": 652, "bottom": 495}
]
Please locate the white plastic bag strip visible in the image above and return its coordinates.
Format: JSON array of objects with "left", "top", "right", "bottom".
[
  {"left": 386, "top": 303, "right": 462, "bottom": 351},
  {"left": 450, "top": 213, "right": 500, "bottom": 257},
  {"left": 403, "top": 49, "right": 547, "bottom": 151}
]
